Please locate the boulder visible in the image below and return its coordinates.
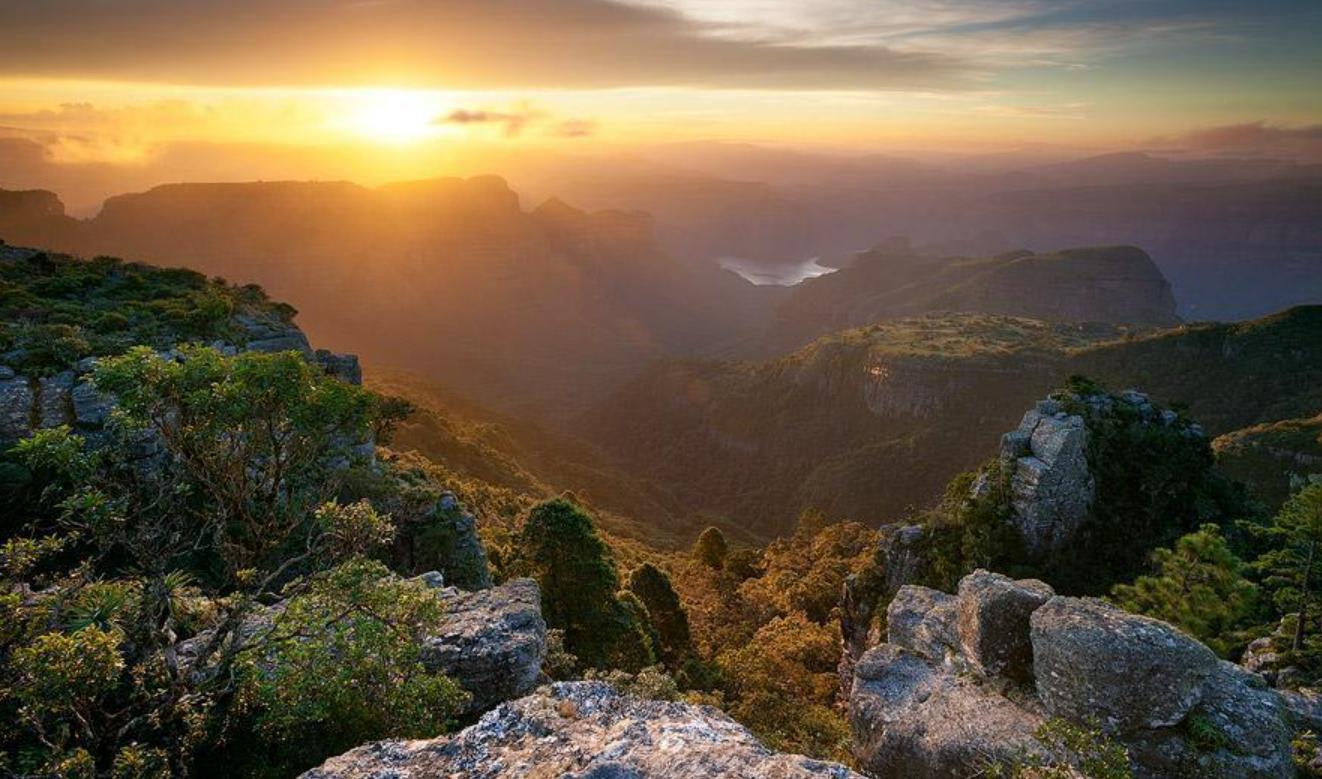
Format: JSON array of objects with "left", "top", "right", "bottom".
[
  {"left": 957, "top": 570, "right": 1053, "bottom": 681},
  {"left": 302, "top": 681, "right": 865, "bottom": 779},
  {"left": 886, "top": 585, "right": 957, "bottom": 664},
  {"left": 1006, "top": 409, "right": 1095, "bottom": 557},
  {"left": 1031, "top": 596, "right": 1218, "bottom": 734},
  {"left": 1280, "top": 687, "right": 1322, "bottom": 732},
  {"left": 850, "top": 644, "right": 1044, "bottom": 779},
  {"left": 316, "top": 350, "right": 362, "bottom": 385},
  {"left": 1126, "top": 662, "right": 1293, "bottom": 778},
  {"left": 420, "top": 577, "right": 546, "bottom": 714},
  {"left": 419, "top": 496, "right": 493, "bottom": 590}
]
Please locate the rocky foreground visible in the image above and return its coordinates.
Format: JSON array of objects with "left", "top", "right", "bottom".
[
  {"left": 851, "top": 570, "right": 1293, "bottom": 778},
  {"left": 300, "top": 681, "right": 864, "bottom": 779}
]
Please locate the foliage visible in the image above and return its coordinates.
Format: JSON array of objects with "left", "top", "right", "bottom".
[
  {"left": 692, "top": 526, "right": 728, "bottom": 569},
  {"left": 584, "top": 665, "right": 681, "bottom": 702},
  {"left": 0, "top": 251, "right": 278, "bottom": 375},
  {"left": 513, "top": 498, "right": 654, "bottom": 671},
  {"left": 237, "top": 559, "right": 468, "bottom": 776},
  {"left": 716, "top": 612, "right": 850, "bottom": 762},
  {"left": 1254, "top": 484, "right": 1322, "bottom": 655},
  {"left": 626, "top": 563, "right": 694, "bottom": 666},
  {"left": 988, "top": 718, "right": 1132, "bottom": 779},
  {"left": 1111, "top": 524, "right": 1259, "bottom": 656},
  {"left": 0, "top": 345, "right": 458, "bottom": 776}
]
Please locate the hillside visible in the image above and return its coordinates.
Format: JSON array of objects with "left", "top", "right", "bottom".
[
  {"left": 0, "top": 180, "right": 775, "bottom": 423},
  {"left": 1214, "top": 413, "right": 1322, "bottom": 512},
  {"left": 583, "top": 307, "right": 1322, "bottom": 539},
  {"left": 758, "top": 244, "right": 1179, "bottom": 353}
]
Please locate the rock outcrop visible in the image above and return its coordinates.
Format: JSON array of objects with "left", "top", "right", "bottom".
[
  {"left": 995, "top": 399, "right": 1095, "bottom": 557},
  {"left": 986, "top": 389, "right": 1207, "bottom": 560},
  {"left": 301, "top": 681, "right": 865, "bottom": 779},
  {"left": 849, "top": 570, "right": 1293, "bottom": 778},
  {"left": 419, "top": 577, "right": 545, "bottom": 713}
]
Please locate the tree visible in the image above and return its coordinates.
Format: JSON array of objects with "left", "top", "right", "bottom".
[
  {"left": 1257, "top": 483, "right": 1322, "bottom": 651},
  {"left": 2, "top": 346, "right": 421, "bottom": 775},
  {"left": 627, "top": 563, "right": 694, "bottom": 666},
  {"left": 514, "top": 499, "right": 652, "bottom": 670},
  {"left": 1111, "top": 524, "right": 1258, "bottom": 656},
  {"left": 692, "top": 526, "right": 728, "bottom": 570}
]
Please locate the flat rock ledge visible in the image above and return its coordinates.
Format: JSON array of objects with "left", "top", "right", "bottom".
[{"left": 301, "top": 681, "right": 865, "bottom": 779}]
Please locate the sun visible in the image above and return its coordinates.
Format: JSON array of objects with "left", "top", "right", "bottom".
[{"left": 341, "top": 89, "right": 445, "bottom": 144}]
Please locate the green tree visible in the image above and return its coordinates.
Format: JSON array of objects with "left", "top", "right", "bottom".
[
  {"left": 1111, "top": 524, "right": 1258, "bottom": 656},
  {"left": 693, "top": 526, "right": 728, "bottom": 570},
  {"left": 514, "top": 499, "right": 653, "bottom": 670},
  {"left": 627, "top": 563, "right": 694, "bottom": 666},
  {"left": 1257, "top": 484, "right": 1322, "bottom": 651},
  {"left": 238, "top": 559, "right": 468, "bottom": 776}
]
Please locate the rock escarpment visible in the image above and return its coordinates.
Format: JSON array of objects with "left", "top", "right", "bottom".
[
  {"left": 301, "top": 681, "right": 865, "bottom": 779},
  {"left": 849, "top": 570, "right": 1293, "bottom": 778}
]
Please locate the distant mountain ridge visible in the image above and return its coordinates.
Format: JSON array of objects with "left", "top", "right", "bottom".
[{"left": 757, "top": 244, "right": 1179, "bottom": 354}]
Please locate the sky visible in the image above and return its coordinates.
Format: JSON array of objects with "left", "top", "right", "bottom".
[{"left": 1, "top": 0, "right": 1320, "bottom": 208}]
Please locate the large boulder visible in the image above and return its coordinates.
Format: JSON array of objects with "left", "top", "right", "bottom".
[
  {"left": 301, "top": 681, "right": 865, "bottom": 779},
  {"left": 420, "top": 577, "right": 546, "bottom": 714},
  {"left": 957, "top": 570, "right": 1053, "bottom": 681},
  {"left": 1030, "top": 596, "right": 1218, "bottom": 734},
  {"left": 850, "top": 644, "right": 1045, "bottom": 779},
  {"left": 37, "top": 371, "right": 74, "bottom": 428},
  {"left": 886, "top": 585, "right": 957, "bottom": 665}
]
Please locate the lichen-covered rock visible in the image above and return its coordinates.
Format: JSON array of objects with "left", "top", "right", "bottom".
[
  {"left": 957, "top": 570, "right": 1053, "bottom": 681},
  {"left": 37, "top": 370, "right": 74, "bottom": 428},
  {"left": 0, "top": 376, "right": 33, "bottom": 442},
  {"left": 301, "top": 681, "right": 864, "bottom": 779},
  {"left": 1031, "top": 596, "right": 1218, "bottom": 734},
  {"left": 1126, "top": 662, "right": 1292, "bottom": 779},
  {"left": 886, "top": 585, "right": 957, "bottom": 665},
  {"left": 71, "top": 379, "right": 114, "bottom": 428},
  {"left": 420, "top": 577, "right": 546, "bottom": 714},
  {"left": 850, "top": 644, "right": 1044, "bottom": 779},
  {"left": 1005, "top": 408, "right": 1094, "bottom": 557}
]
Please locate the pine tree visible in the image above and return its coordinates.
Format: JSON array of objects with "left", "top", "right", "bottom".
[
  {"left": 693, "top": 526, "right": 728, "bottom": 569},
  {"left": 1257, "top": 484, "right": 1322, "bottom": 651},
  {"left": 627, "top": 563, "right": 694, "bottom": 665}
]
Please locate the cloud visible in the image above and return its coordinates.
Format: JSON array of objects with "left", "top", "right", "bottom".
[
  {"left": 553, "top": 120, "right": 597, "bottom": 138},
  {"left": 1180, "top": 121, "right": 1322, "bottom": 150},
  {"left": 0, "top": 0, "right": 968, "bottom": 91},
  {"left": 438, "top": 109, "right": 538, "bottom": 137}
]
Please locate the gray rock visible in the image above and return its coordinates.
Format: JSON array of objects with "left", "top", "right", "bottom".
[
  {"left": 957, "top": 570, "right": 1053, "bottom": 681},
  {"left": 0, "top": 366, "right": 14, "bottom": 380},
  {"left": 1003, "top": 409, "right": 1095, "bottom": 557},
  {"left": 316, "top": 350, "right": 362, "bottom": 385},
  {"left": 71, "top": 380, "right": 114, "bottom": 428},
  {"left": 1280, "top": 687, "right": 1322, "bottom": 732},
  {"left": 37, "top": 371, "right": 74, "bottom": 428},
  {"left": 422, "top": 578, "right": 546, "bottom": 714},
  {"left": 886, "top": 585, "right": 957, "bottom": 665},
  {"left": 1031, "top": 597, "right": 1218, "bottom": 734},
  {"left": 302, "top": 681, "right": 864, "bottom": 779},
  {"left": 244, "top": 332, "right": 312, "bottom": 355},
  {"left": 850, "top": 644, "right": 1044, "bottom": 779},
  {"left": 422, "top": 499, "right": 493, "bottom": 590},
  {"left": 0, "top": 376, "right": 34, "bottom": 442},
  {"left": 1126, "top": 662, "right": 1292, "bottom": 779}
]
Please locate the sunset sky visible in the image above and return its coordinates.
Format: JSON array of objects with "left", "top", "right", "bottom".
[{"left": 2, "top": 0, "right": 1320, "bottom": 208}]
